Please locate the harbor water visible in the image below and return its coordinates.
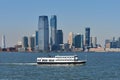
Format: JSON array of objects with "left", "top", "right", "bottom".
[{"left": 0, "top": 52, "right": 120, "bottom": 80}]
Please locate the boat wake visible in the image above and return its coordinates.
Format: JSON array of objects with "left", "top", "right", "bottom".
[
  {"left": 0, "top": 63, "right": 85, "bottom": 66},
  {"left": 0, "top": 63, "right": 37, "bottom": 66},
  {"left": 37, "top": 64, "right": 85, "bottom": 66}
]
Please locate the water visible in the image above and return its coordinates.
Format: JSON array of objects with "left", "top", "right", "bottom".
[{"left": 0, "top": 52, "right": 120, "bottom": 80}]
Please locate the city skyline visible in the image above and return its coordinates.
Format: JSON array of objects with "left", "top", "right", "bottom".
[{"left": 0, "top": 0, "right": 120, "bottom": 47}]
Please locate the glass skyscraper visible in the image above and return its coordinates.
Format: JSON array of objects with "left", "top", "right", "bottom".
[
  {"left": 50, "top": 15, "right": 57, "bottom": 51},
  {"left": 57, "top": 30, "right": 63, "bottom": 45},
  {"left": 74, "top": 34, "right": 84, "bottom": 48},
  {"left": 22, "top": 36, "right": 28, "bottom": 50},
  {"left": 50, "top": 15, "right": 57, "bottom": 47},
  {"left": 29, "top": 36, "right": 35, "bottom": 51},
  {"left": 35, "top": 31, "right": 38, "bottom": 46},
  {"left": 38, "top": 16, "right": 49, "bottom": 51},
  {"left": 85, "top": 27, "right": 90, "bottom": 48}
]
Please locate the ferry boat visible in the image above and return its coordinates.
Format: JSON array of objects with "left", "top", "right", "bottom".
[{"left": 37, "top": 55, "right": 86, "bottom": 64}]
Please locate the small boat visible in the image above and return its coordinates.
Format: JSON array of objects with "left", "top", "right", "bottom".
[{"left": 37, "top": 55, "right": 86, "bottom": 64}]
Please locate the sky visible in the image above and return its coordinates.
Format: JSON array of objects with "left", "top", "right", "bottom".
[{"left": 0, "top": 0, "right": 120, "bottom": 47}]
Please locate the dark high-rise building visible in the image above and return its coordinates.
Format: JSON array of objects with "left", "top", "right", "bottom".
[
  {"left": 57, "top": 30, "right": 63, "bottom": 45},
  {"left": 110, "top": 37, "right": 117, "bottom": 48},
  {"left": 74, "top": 34, "right": 84, "bottom": 48},
  {"left": 22, "top": 36, "right": 28, "bottom": 50},
  {"left": 85, "top": 27, "right": 90, "bottom": 48},
  {"left": 29, "top": 36, "right": 35, "bottom": 51},
  {"left": 35, "top": 31, "right": 38, "bottom": 46},
  {"left": 38, "top": 16, "right": 49, "bottom": 51},
  {"left": 117, "top": 37, "right": 120, "bottom": 48}
]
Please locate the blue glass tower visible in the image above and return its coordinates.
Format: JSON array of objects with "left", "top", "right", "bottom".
[
  {"left": 85, "top": 27, "right": 90, "bottom": 48},
  {"left": 29, "top": 36, "right": 35, "bottom": 51},
  {"left": 35, "top": 31, "right": 38, "bottom": 46},
  {"left": 57, "top": 30, "right": 63, "bottom": 45},
  {"left": 74, "top": 34, "right": 84, "bottom": 48},
  {"left": 50, "top": 15, "right": 57, "bottom": 46},
  {"left": 38, "top": 16, "right": 49, "bottom": 51},
  {"left": 22, "top": 36, "right": 28, "bottom": 50}
]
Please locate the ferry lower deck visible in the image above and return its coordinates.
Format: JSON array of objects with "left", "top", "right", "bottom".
[{"left": 37, "top": 60, "right": 86, "bottom": 64}]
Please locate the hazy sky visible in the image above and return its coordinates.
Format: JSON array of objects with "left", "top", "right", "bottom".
[{"left": 0, "top": 0, "right": 120, "bottom": 47}]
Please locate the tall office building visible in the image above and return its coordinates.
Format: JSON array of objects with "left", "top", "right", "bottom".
[
  {"left": 35, "top": 31, "right": 38, "bottom": 47},
  {"left": 74, "top": 34, "right": 84, "bottom": 48},
  {"left": 38, "top": 16, "right": 49, "bottom": 51},
  {"left": 68, "top": 32, "right": 74, "bottom": 48},
  {"left": 90, "top": 37, "right": 97, "bottom": 48},
  {"left": 117, "top": 37, "right": 120, "bottom": 48},
  {"left": 105, "top": 39, "right": 111, "bottom": 48},
  {"left": 85, "top": 27, "right": 90, "bottom": 48},
  {"left": 22, "top": 36, "right": 28, "bottom": 50},
  {"left": 57, "top": 30, "right": 63, "bottom": 45},
  {"left": 110, "top": 37, "right": 117, "bottom": 48},
  {"left": 50, "top": 15, "right": 57, "bottom": 51},
  {"left": 50, "top": 15, "right": 57, "bottom": 45},
  {"left": 2, "top": 35, "right": 6, "bottom": 49},
  {"left": 29, "top": 36, "right": 35, "bottom": 51}
]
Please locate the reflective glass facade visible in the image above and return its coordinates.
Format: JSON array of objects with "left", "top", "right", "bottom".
[
  {"left": 74, "top": 34, "right": 84, "bottom": 48},
  {"left": 57, "top": 30, "right": 63, "bottom": 45},
  {"left": 50, "top": 15, "right": 57, "bottom": 46},
  {"left": 85, "top": 27, "right": 90, "bottom": 47},
  {"left": 35, "top": 31, "right": 38, "bottom": 46},
  {"left": 38, "top": 16, "right": 49, "bottom": 51},
  {"left": 22, "top": 36, "right": 28, "bottom": 49}
]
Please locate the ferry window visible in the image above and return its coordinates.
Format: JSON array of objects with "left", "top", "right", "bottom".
[
  {"left": 42, "top": 59, "right": 47, "bottom": 62},
  {"left": 38, "top": 59, "right": 41, "bottom": 61},
  {"left": 49, "top": 60, "right": 54, "bottom": 61}
]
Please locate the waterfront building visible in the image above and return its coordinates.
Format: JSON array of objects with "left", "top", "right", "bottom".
[
  {"left": 85, "top": 27, "right": 90, "bottom": 48},
  {"left": 105, "top": 39, "right": 110, "bottom": 45},
  {"left": 74, "top": 33, "right": 84, "bottom": 48},
  {"left": 38, "top": 16, "right": 49, "bottom": 51},
  {"left": 117, "top": 37, "right": 120, "bottom": 48},
  {"left": 57, "top": 30, "right": 63, "bottom": 45},
  {"left": 29, "top": 36, "right": 35, "bottom": 51},
  {"left": 68, "top": 32, "right": 74, "bottom": 49},
  {"left": 50, "top": 15, "right": 57, "bottom": 51},
  {"left": 22, "top": 36, "right": 29, "bottom": 50},
  {"left": 105, "top": 37, "right": 120, "bottom": 48},
  {"left": 64, "top": 43, "right": 70, "bottom": 51},
  {"left": 110, "top": 37, "right": 117, "bottom": 48},
  {"left": 50, "top": 15, "right": 57, "bottom": 45},
  {"left": 15, "top": 41, "right": 22, "bottom": 52},
  {"left": 105, "top": 43, "right": 111, "bottom": 48},
  {"left": 35, "top": 31, "right": 39, "bottom": 51},
  {"left": 105, "top": 39, "right": 112, "bottom": 48},
  {"left": 35, "top": 31, "right": 38, "bottom": 47},
  {"left": 1, "top": 35, "right": 6, "bottom": 49},
  {"left": 90, "top": 37, "right": 97, "bottom": 48},
  {"left": 56, "top": 30, "right": 63, "bottom": 50}
]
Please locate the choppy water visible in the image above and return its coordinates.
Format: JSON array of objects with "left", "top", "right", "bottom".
[{"left": 0, "top": 52, "right": 120, "bottom": 80}]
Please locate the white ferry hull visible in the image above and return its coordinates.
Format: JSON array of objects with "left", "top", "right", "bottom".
[{"left": 37, "top": 60, "right": 86, "bottom": 64}]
